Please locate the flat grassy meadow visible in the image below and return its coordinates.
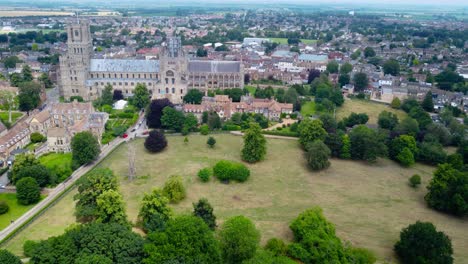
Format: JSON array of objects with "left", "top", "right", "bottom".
[
  {"left": 337, "top": 99, "right": 407, "bottom": 124},
  {"left": 0, "top": 111, "right": 24, "bottom": 125},
  {"left": 4, "top": 134, "right": 468, "bottom": 263},
  {"left": 0, "top": 194, "right": 42, "bottom": 230}
]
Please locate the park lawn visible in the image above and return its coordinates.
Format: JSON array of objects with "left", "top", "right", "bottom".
[
  {"left": 0, "top": 193, "right": 42, "bottom": 230},
  {"left": 269, "top": 38, "right": 317, "bottom": 45},
  {"left": 300, "top": 101, "right": 316, "bottom": 117},
  {"left": 245, "top": 85, "right": 256, "bottom": 95},
  {"left": 0, "top": 111, "right": 23, "bottom": 125},
  {"left": 5, "top": 134, "right": 468, "bottom": 262},
  {"left": 337, "top": 99, "right": 407, "bottom": 125}
]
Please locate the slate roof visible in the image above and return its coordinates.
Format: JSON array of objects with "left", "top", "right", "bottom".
[
  {"left": 90, "top": 59, "right": 160, "bottom": 73},
  {"left": 188, "top": 61, "right": 241, "bottom": 73},
  {"left": 298, "top": 54, "right": 328, "bottom": 62}
]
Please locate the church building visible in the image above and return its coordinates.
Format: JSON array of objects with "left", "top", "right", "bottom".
[{"left": 59, "top": 20, "right": 244, "bottom": 104}]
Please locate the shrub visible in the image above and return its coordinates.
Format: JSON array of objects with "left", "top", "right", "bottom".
[
  {"left": 265, "top": 238, "right": 287, "bottom": 256},
  {"left": 219, "top": 216, "right": 260, "bottom": 264},
  {"left": 162, "top": 175, "right": 186, "bottom": 203},
  {"left": 0, "top": 249, "right": 21, "bottom": 264},
  {"left": 144, "top": 130, "right": 167, "bottom": 153},
  {"left": 409, "top": 174, "right": 421, "bottom": 188},
  {"left": 213, "top": 160, "right": 250, "bottom": 183},
  {"left": 30, "top": 132, "right": 45, "bottom": 143},
  {"left": 23, "top": 240, "right": 38, "bottom": 257},
  {"left": 16, "top": 177, "right": 40, "bottom": 205},
  {"left": 200, "top": 124, "right": 210, "bottom": 135},
  {"left": 395, "top": 221, "right": 453, "bottom": 264},
  {"left": 242, "top": 123, "right": 267, "bottom": 163},
  {"left": 0, "top": 201, "right": 9, "bottom": 215},
  {"left": 396, "top": 147, "right": 415, "bottom": 167},
  {"left": 207, "top": 137, "right": 216, "bottom": 148},
  {"left": 198, "top": 168, "right": 212, "bottom": 182}
]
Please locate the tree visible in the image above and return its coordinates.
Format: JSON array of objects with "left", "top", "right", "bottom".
[
  {"left": 144, "top": 130, "right": 167, "bottom": 153},
  {"left": 146, "top": 99, "right": 174, "bottom": 128},
  {"left": 144, "top": 216, "right": 222, "bottom": 264},
  {"left": 21, "top": 65, "right": 33, "bottom": 82},
  {"left": 162, "top": 175, "right": 186, "bottom": 203},
  {"left": 30, "top": 223, "right": 145, "bottom": 264},
  {"left": 420, "top": 92, "right": 434, "bottom": 113},
  {"left": 183, "top": 89, "right": 204, "bottom": 104},
  {"left": 18, "top": 81, "right": 41, "bottom": 111},
  {"left": 207, "top": 111, "right": 222, "bottom": 130},
  {"left": 133, "top": 83, "right": 150, "bottom": 109},
  {"left": 74, "top": 168, "right": 118, "bottom": 223},
  {"left": 378, "top": 111, "right": 399, "bottom": 130},
  {"left": 298, "top": 119, "right": 327, "bottom": 148},
  {"left": 417, "top": 142, "right": 447, "bottom": 165},
  {"left": 198, "top": 168, "right": 212, "bottom": 182},
  {"left": 96, "top": 189, "right": 128, "bottom": 226},
  {"left": 16, "top": 177, "right": 40, "bottom": 205},
  {"left": 161, "top": 106, "right": 185, "bottom": 132},
  {"left": 395, "top": 117, "right": 420, "bottom": 137},
  {"left": 219, "top": 215, "right": 260, "bottom": 264},
  {"left": 0, "top": 249, "right": 21, "bottom": 264},
  {"left": 408, "top": 106, "right": 432, "bottom": 130},
  {"left": 390, "top": 135, "right": 417, "bottom": 160},
  {"left": 138, "top": 188, "right": 173, "bottom": 233},
  {"left": 242, "top": 123, "right": 267, "bottom": 163},
  {"left": 183, "top": 113, "right": 198, "bottom": 132},
  {"left": 113, "top": 89, "right": 123, "bottom": 101},
  {"left": 0, "top": 201, "right": 9, "bottom": 215},
  {"left": 395, "top": 221, "right": 453, "bottom": 264},
  {"left": 288, "top": 207, "right": 350, "bottom": 263},
  {"left": 349, "top": 125, "right": 387, "bottom": 162},
  {"left": 425, "top": 164, "right": 468, "bottom": 216},
  {"left": 340, "top": 134, "right": 351, "bottom": 159},
  {"left": 284, "top": 87, "right": 299, "bottom": 110},
  {"left": 307, "top": 69, "right": 321, "bottom": 84},
  {"left": 2, "top": 56, "right": 22, "bottom": 68},
  {"left": 425, "top": 123, "right": 451, "bottom": 146},
  {"left": 383, "top": 59, "right": 400, "bottom": 76},
  {"left": 100, "top": 84, "right": 114, "bottom": 106},
  {"left": 340, "top": 62, "right": 353, "bottom": 74},
  {"left": 0, "top": 90, "right": 17, "bottom": 123},
  {"left": 353, "top": 72, "right": 368, "bottom": 92},
  {"left": 319, "top": 113, "right": 337, "bottom": 133},
  {"left": 338, "top": 74, "right": 350, "bottom": 87},
  {"left": 39, "top": 73, "right": 53, "bottom": 88},
  {"left": 71, "top": 131, "right": 100, "bottom": 168},
  {"left": 364, "top": 47, "right": 376, "bottom": 58},
  {"left": 207, "top": 136, "right": 216, "bottom": 148},
  {"left": 200, "top": 124, "right": 210, "bottom": 135},
  {"left": 196, "top": 48, "right": 208, "bottom": 57},
  {"left": 396, "top": 147, "right": 415, "bottom": 167},
  {"left": 193, "top": 198, "right": 216, "bottom": 230},
  {"left": 305, "top": 140, "right": 331, "bottom": 171},
  {"left": 15, "top": 164, "right": 51, "bottom": 187},
  {"left": 390, "top": 97, "right": 401, "bottom": 109},
  {"left": 30, "top": 132, "right": 45, "bottom": 143},
  {"left": 326, "top": 61, "right": 339, "bottom": 74}
]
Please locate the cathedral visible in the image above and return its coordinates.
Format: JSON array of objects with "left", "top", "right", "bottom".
[{"left": 59, "top": 20, "right": 244, "bottom": 104}]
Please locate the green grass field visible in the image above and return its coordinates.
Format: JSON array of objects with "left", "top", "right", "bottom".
[
  {"left": 337, "top": 99, "right": 407, "bottom": 125},
  {"left": 300, "top": 101, "right": 316, "bottom": 117},
  {"left": 39, "top": 153, "right": 72, "bottom": 171},
  {"left": 269, "top": 38, "right": 317, "bottom": 45},
  {"left": 4, "top": 134, "right": 468, "bottom": 262},
  {"left": 0, "top": 111, "right": 23, "bottom": 125},
  {"left": 245, "top": 85, "right": 256, "bottom": 95},
  {"left": 0, "top": 194, "right": 40, "bottom": 230}
]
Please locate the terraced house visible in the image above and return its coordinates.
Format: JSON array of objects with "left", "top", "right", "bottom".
[{"left": 59, "top": 20, "right": 244, "bottom": 104}]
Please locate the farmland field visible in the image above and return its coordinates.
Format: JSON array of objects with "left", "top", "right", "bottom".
[{"left": 337, "top": 98, "right": 407, "bottom": 124}]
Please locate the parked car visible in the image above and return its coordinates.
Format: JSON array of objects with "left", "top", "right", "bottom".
[
  {"left": 142, "top": 130, "right": 149, "bottom": 135},
  {"left": 122, "top": 133, "right": 128, "bottom": 138},
  {"left": 131, "top": 128, "right": 136, "bottom": 132}
]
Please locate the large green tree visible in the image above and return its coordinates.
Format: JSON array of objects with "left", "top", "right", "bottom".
[
  {"left": 349, "top": 125, "right": 387, "bottom": 162},
  {"left": 377, "top": 111, "right": 399, "bottom": 130},
  {"left": 305, "top": 140, "right": 331, "bottom": 171},
  {"left": 18, "top": 81, "right": 41, "bottom": 111},
  {"left": 74, "top": 168, "right": 118, "bottom": 223},
  {"left": 30, "top": 223, "right": 145, "bottom": 264},
  {"left": 0, "top": 249, "right": 21, "bottom": 264},
  {"left": 183, "top": 89, "right": 204, "bottom": 104},
  {"left": 100, "top": 84, "right": 114, "bottom": 106},
  {"left": 144, "top": 215, "right": 222, "bottom": 264},
  {"left": 326, "top": 61, "right": 339, "bottom": 74},
  {"left": 218, "top": 215, "right": 260, "bottom": 264},
  {"left": 146, "top": 99, "right": 174, "bottom": 128},
  {"left": 138, "top": 188, "right": 173, "bottom": 233},
  {"left": 298, "top": 119, "right": 327, "bottom": 148},
  {"left": 96, "top": 189, "right": 129, "bottom": 226},
  {"left": 422, "top": 91, "right": 434, "bottom": 112},
  {"left": 383, "top": 59, "right": 400, "bottom": 76},
  {"left": 71, "top": 131, "right": 100, "bottom": 168},
  {"left": 16, "top": 177, "right": 41, "bottom": 205},
  {"left": 353, "top": 72, "right": 368, "bottom": 92},
  {"left": 394, "top": 221, "right": 453, "bottom": 264},
  {"left": 161, "top": 106, "right": 185, "bottom": 132},
  {"left": 242, "top": 123, "right": 267, "bottom": 163},
  {"left": 133, "top": 83, "right": 150, "bottom": 109}
]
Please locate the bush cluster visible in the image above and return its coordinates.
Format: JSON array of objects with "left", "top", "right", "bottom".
[
  {"left": 0, "top": 201, "right": 9, "bottom": 215},
  {"left": 213, "top": 160, "right": 250, "bottom": 183},
  {"left": 198, "top": 168, "right": 212, "bottom": 182}
]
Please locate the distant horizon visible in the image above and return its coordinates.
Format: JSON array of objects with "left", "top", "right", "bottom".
[{"left": 0, "top": 0, "right": 467, "bottom": 8}]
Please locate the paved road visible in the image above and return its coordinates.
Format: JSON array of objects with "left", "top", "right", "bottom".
[{"left": 0, "top": 113, "right": 146, "bottom": 242}]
